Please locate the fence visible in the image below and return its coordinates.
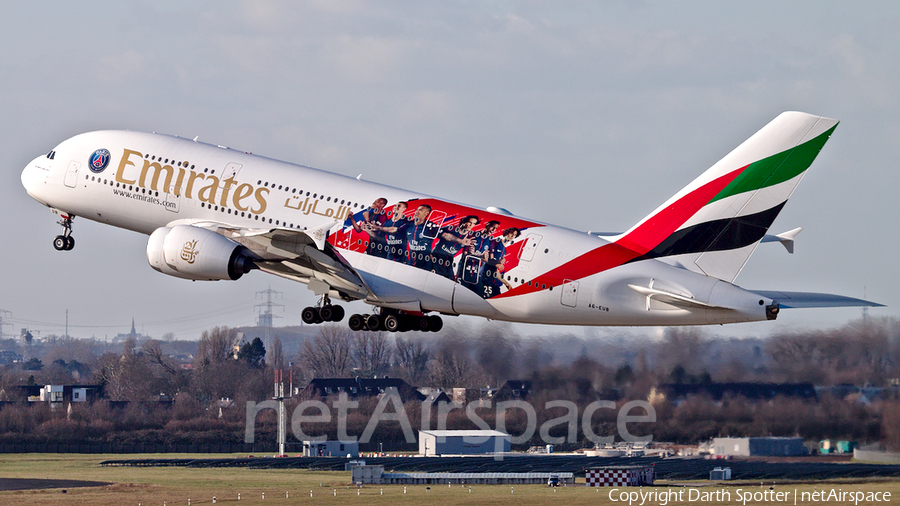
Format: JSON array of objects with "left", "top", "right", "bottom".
[
  {"left": 0, "top": 442, "right": 275, "bottom": 454},
  {"left": 0, "top": 441, "right": 417, "bottom": 454}
]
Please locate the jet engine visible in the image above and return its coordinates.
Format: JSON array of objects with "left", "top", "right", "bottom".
[{"left": 147, "top": 225, "right": 256, "bottom": 280}]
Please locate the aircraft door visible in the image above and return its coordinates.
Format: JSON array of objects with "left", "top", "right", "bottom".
[
  {"left": 222, "top": 162, "right": 242, "bottom": 181},
  {"left": 519, "top": 233, "right": 542, "bottom": 262},
  {"left": 64, "top": 161, "right": 81, "bottom": 188},
  {"left": 561, "top": 279, "right": 579, "bottom": 307}
]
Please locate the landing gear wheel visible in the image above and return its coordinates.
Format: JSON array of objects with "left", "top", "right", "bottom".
[
  {"left": 415, "top": 316, "right": 431, "bottom": 332},
  {"left": 365, "top": 314, "right": 381, "bottom": 331},
  {"left": 384, "top": 314, "right": 401, "bottom": 332},
  {"left": 428, "top": 315, "right": 443, "bottom": 332},
  {"left": 64, "top": 236, "right": 75, "bottom": 250},
  {"left": 53, "top": 235, "right": 68, "bottom": 251},
  {"left": 314, "top": 304, "right": 345, "bottom": 322},
  {"left": 348, "top": 314, "right": 365, "bottom": 331},
  {"left": 301, "top": 307, "right": 319, "bottom": 324}
]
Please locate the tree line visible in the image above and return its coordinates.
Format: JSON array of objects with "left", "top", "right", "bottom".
[{"left": 0, "top": 317, "right": 897, "bottom": 451}]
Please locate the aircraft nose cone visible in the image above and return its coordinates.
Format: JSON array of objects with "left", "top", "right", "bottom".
[{"left": 22, "top": 156, "right": 49, "bottom": 204}]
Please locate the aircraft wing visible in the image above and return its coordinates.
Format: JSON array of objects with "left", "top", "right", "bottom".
[
  {"left": 752, "top": 290, "right": 884, "bottom": 309},
  {"left": 170, "top": 219, "right": 370, "bottom": 300}
]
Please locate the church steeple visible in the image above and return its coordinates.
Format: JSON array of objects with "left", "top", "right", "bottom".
[{"left": 130, "top": 317, "right": 136, "bottom": 338}]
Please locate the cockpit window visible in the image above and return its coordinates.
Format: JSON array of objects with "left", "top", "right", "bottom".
[{"left": 46, "top": 150, "right": 55, "bottom": 160}]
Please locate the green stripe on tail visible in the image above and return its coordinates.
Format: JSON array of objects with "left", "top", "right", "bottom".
[{"left": 709, "top": 124, "right": 837, "bottom": 204}]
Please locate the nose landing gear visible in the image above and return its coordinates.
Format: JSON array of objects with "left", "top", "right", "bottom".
[{"left": 53, "top": 215, "right": 75, "bottom": 251}]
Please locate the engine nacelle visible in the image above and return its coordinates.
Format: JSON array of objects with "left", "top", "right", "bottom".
[{"left": 147, "top": 225, "right": 256, "bottom": 281}]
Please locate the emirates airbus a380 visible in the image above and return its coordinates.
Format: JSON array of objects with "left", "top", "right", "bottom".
[{"left": 21, "top": 112, "right": 880, "bottom": 332}]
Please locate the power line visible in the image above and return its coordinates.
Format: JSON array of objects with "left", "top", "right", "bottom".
[{"left": 6, "top": 302, "right": 250, "bottom": 330}]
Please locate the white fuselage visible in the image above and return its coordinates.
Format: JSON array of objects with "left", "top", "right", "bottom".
[{"left": 21, "top": 130, "right": 773, "bottom": 327}]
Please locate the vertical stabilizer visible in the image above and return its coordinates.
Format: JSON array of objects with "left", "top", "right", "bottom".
[{"left": 613, "top": 111, "right": 838, "bottom": 281}]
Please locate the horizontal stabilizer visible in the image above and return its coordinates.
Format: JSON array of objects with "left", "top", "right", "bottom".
[
  {"left": 753, "top": 290, "right": 884, "bottom": 309},
  {"left": 761, "top": 227, "right": 802, "bottom": 254}
]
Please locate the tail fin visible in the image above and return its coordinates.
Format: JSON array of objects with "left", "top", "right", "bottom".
[{"left": 613, "top": 111, "right": 839, "bottom": 282}]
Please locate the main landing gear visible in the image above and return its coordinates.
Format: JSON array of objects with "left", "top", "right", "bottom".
[
  {"left": 53, "top": 215, "right": 75, "bottom": 251},
  {"left": 301, "top": 298, "right": 444, "bottom": 333},
  {"left": 301, "top": 296, "right": 346, "bottom": 324},
  {"left": 347, "top": 308, "right": 443, "bottom": 333}
]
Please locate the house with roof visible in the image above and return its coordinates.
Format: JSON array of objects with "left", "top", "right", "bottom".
[{"left": 303, "top": 377, "right": 425, "bottom": 402}]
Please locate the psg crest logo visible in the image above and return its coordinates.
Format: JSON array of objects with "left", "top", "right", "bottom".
[{"left": 89, "top": 148, "right": 110, "bottom": 173}]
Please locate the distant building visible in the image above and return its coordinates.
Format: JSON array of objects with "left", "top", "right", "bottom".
[
  {"left": 303, "top": 440, "right": 359, "bottom": 457},
  {"left": 418, "top": 430, "right": 510, "bottom": 456},
  {"left": 713, "top": 437, "right": 807, "bottom": 457},
  {"left": 112, "top": 317, "right": 149, "bottom": 343},
  {"left": 494, "top": 380, "right": 531, "bottom": 400},
  {"left": 0, "top": 384, "right": 104, "bottom": 404},
  {"left": 710, "top": 467, "right": 732, "bottom": 481},
  {"left": 304, "top": 377, "right": 425, "bottom": 402},
  {"left": 418, "top": 388, "right": 452, "bottom": 406},
  {"left": 0, "top": 350, "right": 22, "bottom": 365},
  {"left": 820, "top": 439, "right": 858, "bottom": 454},
  {"left": 451, "top": 388, "right": 483, "bottom": 404},
  {"left": 40, "top": 385, "right": 64, "bottom": 403},
  {"left": 231, "top": 332, "right": 246, "bottom": 359}
]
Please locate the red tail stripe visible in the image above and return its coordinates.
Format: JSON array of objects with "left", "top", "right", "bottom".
[
  {"left": 492, "top": 166, "right": 746, "bottom": 300},
  {"left": 616, "top": 166, "right": 746, "bottom": 254}
]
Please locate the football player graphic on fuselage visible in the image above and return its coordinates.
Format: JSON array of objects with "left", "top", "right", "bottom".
[
  {"left": 459, "top": 219, "right": 498, "bottom": 291},
  {"left": 479, "top": 226, "right": 520, "bottom": 298},
  {"left": 432, "top": 215, "right": 479, "bottom": 280},
  {"left": 405, "top": 204, "right": 438, "bottom": 271},
  {"left": 375, "top": 201, "right": 410, "bottom": 262},
  {"left": 349, "top": 197, "right": 389, "bottom": 258}
]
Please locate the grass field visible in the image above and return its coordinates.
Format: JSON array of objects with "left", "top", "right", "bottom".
[{"left": 0, "top": 454, "right": 897, "bottom": 506}]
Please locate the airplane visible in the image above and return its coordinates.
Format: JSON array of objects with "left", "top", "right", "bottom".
[{"left": 21, "top": 111, "right": 880, "bottom": 333}]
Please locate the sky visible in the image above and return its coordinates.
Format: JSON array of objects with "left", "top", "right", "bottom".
[{"left": 1, "top": 1, "right": 897, "bottom": 342}]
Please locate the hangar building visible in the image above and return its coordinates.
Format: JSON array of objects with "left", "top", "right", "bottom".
[
  {"left": 713, "top": 437, "right": 807, "bottom": 457},
  {"left": 418, "top": 430, "right": 510, "bottom": 456}
]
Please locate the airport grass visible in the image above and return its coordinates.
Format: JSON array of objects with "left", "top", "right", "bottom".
[{"left": 0, "top": 454, "right": 898, "bottom": 505}]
